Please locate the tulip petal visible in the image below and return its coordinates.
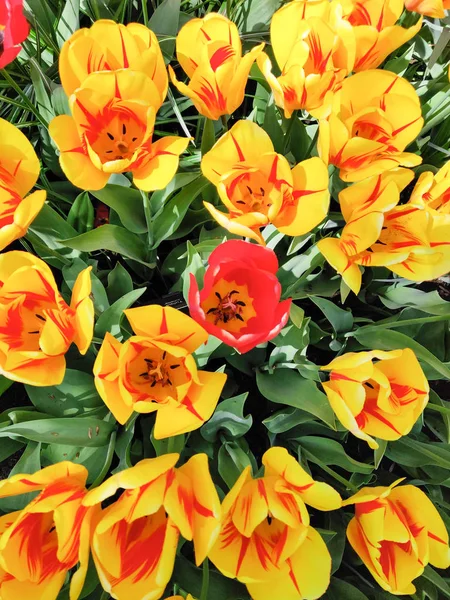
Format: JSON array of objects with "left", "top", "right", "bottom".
[{"left": 132, "top": 136, "right": 189, "bottom": 191}]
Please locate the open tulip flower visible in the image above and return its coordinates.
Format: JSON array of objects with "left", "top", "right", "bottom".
[
  {"left": 0, "top": 252, "right": 93, "bottom": 386},
  {"left": 49, "top": 69, "right": 189, "bottom": 191},
  {"left": 209, "top": 447, "right": 341, "bottom": 600},
  {"left": 345, "top": 0, "right": 422, "bottom": 71},
  {"left": 0, "top": 118, "right": 46, "bottom": 251},
  {"left": 405, "top": 0, "right": 450, "bottom": 18},
  {"left": 188, "top": 240, "right": 292, "bottom": 354},
  {"left": 93, "top": 304, "right": 226, "bottom": 437},
  {"left": 318, "top": 69, "right": 423, "bottom": 182},
  {"left": 0, "top": 462, "right": 96, "bottom": 600},
  {"left": 169, "top": 13, "right": 264, "bottom": 120},
  {"left": 0, "top": 0, "right": 29, "bottom": 68},
  {"left": 321, "top": 349, "right": 430, "bottom": 449},
  {"left": 59, "top": 19, "right": 168, "bottom": 104},
  {"left": 258, "top": 0, "right": 354, "bottom": 118},
  {"left": 410, "top": 161, "right": 450, "bottom": 213},
  {"left": 83, "top": 453, "right": 221, "bottom": 600},
  {"left": 343, "top": 479, "right": 450, "bottom": 594},
  {"left": 201, "top": 121, "right": 330, "bottom": 243}
]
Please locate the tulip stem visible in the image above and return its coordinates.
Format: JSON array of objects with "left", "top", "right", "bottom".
[
  {"left": 200, "top": 558, "right": 210, "bottom": 600},
  {"left": 141, "top": 190, "right": 154, "bottom": 252},
  {"left": 99, "top": 590, "right": 109, "bottom": 600},
  {"left": 141, "top": 0, "right": 149, "bottom": 26},
  {"left": 220, "top": 115, "right": 228, "bottom": 132}
]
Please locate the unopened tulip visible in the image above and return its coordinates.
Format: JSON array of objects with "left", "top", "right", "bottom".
[{"left": 0, "top": 0, "right": 29, "bottom": 68}]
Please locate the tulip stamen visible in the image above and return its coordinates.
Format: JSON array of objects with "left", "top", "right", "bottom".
[
  {"left": 143, "top": 356, "right": 175, "bottom": 389},
  {"left": 28, "top": 330, "right": 40, "bottom": 334},
  {"left": 35, "top": 314, "right": 46, "bottom": 321},
  {"left": 207, "top": 290, "right": 246, "bottom": 326},
  {"left": 107, "top": 132, "right": 115, "bottom": 140}
]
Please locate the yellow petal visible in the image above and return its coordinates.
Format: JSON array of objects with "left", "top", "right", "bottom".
[{"left": 0, "top": 118, "right": 40, "bottom": 197}]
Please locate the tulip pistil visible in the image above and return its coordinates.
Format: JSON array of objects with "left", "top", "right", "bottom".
[
  {"left": 140, "top": 353, "right": 180, "bottom": 388},
  {"left": 207, "top": 290, "right": 246, "bottom": 325}
]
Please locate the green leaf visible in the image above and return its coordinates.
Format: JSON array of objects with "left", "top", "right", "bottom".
[
  {"left": 422, "top": 565, "right": 450, "bottom": 599},
  {"left": 386, "top": 437, "right": 450, "bottom": 469},
  {"left": 56, "top": 0, "right": 80, "bottom": 47},
  {"left": 25, "top": 369, "right": 103, "bottom": 417},
  {"left": 0, "top": 438, "right": 24, "bottom": 463},
  {"left": 296, "top": 437, "right": 373, "bottom": 474},
  {"left": 63, "top": 257, "right": 110, "bottom": 313},
  {"left": 62, "top": 225, "right": 149, "bottom": 265},
  {"left": 149, "top": 0, "right": 181, "bottom": 60},
  {"left": 95, "top": 288, "right": 146, "bottom": 339},
  {"left": 310, "top": 296, "right": 354, "bottom": 334},
  {"left": 263, "top": 407, "right": 314, "bottom": 433},
  {"left": 151, "top": 176, "right": 209, "bottom": 248},
  {"left": 327, "top": 579, "right": 370, "bottom": 600},
  {"left": 218, "top": 440, "right": 253, "bottom": 489},
  {"left": 256, "top": 368, "right": 335, "bottom": 428},
  {"left": 0, "top": 442, "right": 41, "bottom": 512},
  {"left": 90, "top": 185, "right": 147, "bottom": 234},
  {"left": 374, "top": 438, "right": 387, "bottom": 469},
  {"left": 42, "top": 444, "right": 110, "bottom": 485},
  {"left": 68, "top": 192, "right": 94, "bottom": 233},
  {"left": 0, "top": 376, "right": 13, "bottom": 397},
  {"left": 107, "top": 263, "right": 134, "bottom": 304},
  {"left": 235, "top": 0, "right": 282, "bottom": 32},
  {"left": 29, "top": 59, "right": 55, "bottom": 125},
  {"left": 182, "top": 240, "right": 205, "bottom": 304},
  {"left": 353, "top": 327, "right": 450, "bottom": 380},
  {"left": 0, "top": 417, "right": 115, "bottom": 447},
  {"left": 201, "top": 118, "right": 216, "bottom": 155},
  {"left": 201, "top": 393, "right": 253, "bottom": 442}
]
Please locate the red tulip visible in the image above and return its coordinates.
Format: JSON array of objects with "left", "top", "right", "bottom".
[
  {"left": 188, "top": 240, "right": 291, "bottom": 353},
  {"left": 0, "top": 0, "right": 29, "bottom": 69}
]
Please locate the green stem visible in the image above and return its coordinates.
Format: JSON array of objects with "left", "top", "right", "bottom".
[
  {"left": 99, "top": 590, "right": 109, "bottom": 600},
  {"left": 141, "top": 190, "right": 154, "bottom": 252},
  {"left": 200, "top": 558, "right": 210, "bottom": 600},
  {"left": 283, "top": 111, "right": 297, "bottom": 154},
  {"left": 220, "top": 114, "right": 228, "bottom": 132},
  {"left": 141, "top": 0, "right": 149, "bottom": 26},
  {"left": 345, "top": 314, "right": 450, "bottom": 337},
  {"left": 167, "top": 436, "right": 177, "bottom": 454}
]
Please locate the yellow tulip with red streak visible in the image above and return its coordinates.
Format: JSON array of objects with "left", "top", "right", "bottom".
[
  {"left": 343, "top": 479, "right": 450, "bottom": 594},
  {"left": 201, "top": 121, "right": 329, "bottom": 244},
  {"left": 0, "top": 462, "right": 97, "bottom": 600},
  {"left": 318, "top": 69, "right": 423, "bottom": 182},
  {"left": 345, "top": 0, "right": 422, "bottom": 71},
  {"left": 0, "top": 252, "right": 93, "bottom": 386},
  {"left": 49, "top": 69, "right": 188, "bottom": 191},
  {"left": 321, "top": 349, "right": 429, "bottom": 449},
  {"left": 257, "top": 0, "right": 354, "bottom": 118},
  {"left": 209, "top": 447, "right": 341, "bottom": 600},
  {"left": 93, "top": 304, "right": 226, "bottom": 438},
  {"left": 59, "top": 19, "right": 168, "bottom": 106},
  {"left": 83, "top": 454, "right": 221, "bottom": 600},
  {"left": 166, "top": 596, "right": 195, "bottom": 600},
  {"left": 317, "top": 169, "right": 413, "bottom": 293},
  {"left": 169, "top": 13, "right": 264, "bottom": 120},
  {"left": 0, "top": 118, "right": 46, "bottom": 251},
  {"left": 405, "top": 0, "right": 450, "bottom": 18},
  {"left": 410, "top": 161, "right": 450, "bottom": 213}
]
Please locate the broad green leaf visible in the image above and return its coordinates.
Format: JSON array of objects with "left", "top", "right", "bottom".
[
  {"left": 422, "top": 565, "right": 450, "bottom": 599},
  {"left": 0, "top": 376, "right": 13, "bottom": 397},
  {"left": 62, "top": 225, "right": 149, "bottom": 265},
  {"left": 0, "top": 438, "right": 24, "bottom": 463},
  {"left": 310, "top": 296, "right": 354, "bottom": 334},
  {"left": 149, "top": 0, "right": 181, "bottom": 60},
  {"left": 90, "top": 185, "right": 147, "bottom": 234},
  {"left": 201, "top": 393, "right": 252, "bottom": 442},
  {"left": 68, "top": 192, "right": 94, "bottom": 233},
  {"left": 25, "top": 369, "right": 103, "bottom": 417},
  {"left": 256, "top": 368, "right": 335, "bottom": 428},
  {"left": 263, "top": 407, "right": 314, "bottom": 433},
  {"left": 63, "top": 257, "right": 110, "bottom": 313},
  {"left": 296, "top": 436, "right": 373, "bottom": 474},
  {"left": 327, "top": 579, "right": 370, "bottom": 600},
  {"left": 235, "top": 0, "right": 283, "bottom": 32},
  {"left": 0, "top": 442, "right": 41, "bottom": 511},
  {"left": 201, "top": 118, "right": 216, "bottom": 155},
  {"left": 218, "top": 440, "right": 253, "bottom": 489},
  {"left": 56, "top": 0, "right": 80, "bottom": 47},
  {"left": 95, "top": 288, "right": 146, "bottom": 338},
  {"left": 182, "top": 240, "right": 205, "bottom": 304},
  {"left": 42, "top": 444, "right": 110, "bottom": 485},
  {"left": 107, "top": 263, "right": 133, "bottom": 304},
  {"left": 386, "top": 437, "right": 450, "bottom": 469}
]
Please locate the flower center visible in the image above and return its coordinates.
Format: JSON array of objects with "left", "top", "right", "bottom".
[
  {"left": 206, "top": 290, "right": 246, "bottom": 325},
  {"left": 139, "top": 351, "right": 180, "bottom": 389},
  {"left": 89, "top": 116, "right": 144, "bottom": 164}
]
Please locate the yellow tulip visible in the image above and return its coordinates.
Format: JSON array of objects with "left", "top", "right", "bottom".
[
  {"left": 49, "top": 69, "right": 189, "bottom": 191},
  {"left": 321, "top": 349, "right": 429, "bottom": 449},
  {"left": 343, "top": 480, "right": 450, "bottom": 594},
  {"left": 0, "top": 462, "right": 97, "bottom": 600},
  {"left": 345, "top": 0, "right": 422, "bottom": 71},
  {"left": 209, "top": 447, "right": 341, "bottom": 600},
  {"left": 59, "top": 19, "right": 168, "bottom": 106},
  {"left": 83, "top": 454, "right": 221, "bottom": 600},
  {"left": 169, "top": 13, "right": 264, "bottom": 120},
  {"left": 318, "top": 69, "right": 423, "bottom": 182},
  {"left": 410, "top": 161, "right": 450, "bottom": 213},
  {"left": 201, "top": 120, "right": 329, "bottom": 244},
  {"left": 93, "top": 304, "right": 226, "bottom": 437},
  {"left": 0, "top": 118, "right": 46, "bottom": 251},
  {"left": 258, "top": 0, "right": 354, "bottom": 118},
  {"left": 0, "top": 252, "right": 93, "bottom": 386},
  {"left": 166, "top": 596, "right": 195, "bottom": 600},
  {"left": 405, "top": 0, "right": 450, "bottom": 18}
]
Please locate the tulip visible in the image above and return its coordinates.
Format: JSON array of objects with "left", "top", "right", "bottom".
[
  {"left": 410, "top": 161, "right": 450, "bottom": 213},
  {"left": 345, "top": 0, "right": 422, "bottom": 71},
  {"left": 201, "top": 121, "right": 330, "bottom": 243},
  {"left": 49, "top": 69, "right": 189, "bottom": 191},
  {"left": 93, "top": 304, "right": 226, "bottom": 437},
  {"left": 166, "top": 596, "right": 195, "bottom": 600},
  {"left": 0, "top": 251, "right": 93, "bottom": 386},
  {"left": 405, "top": 0, "right": 450, "bottom": 18},
  {"left": 83, "top": 453, "right": 221, "bottom": 600},
  {"left": 188, "top": 240, "right": 292, "bottom": 354},
  {"left": 209, "top": 447, "right": 341, "bottom": 600},
  {"left": 0, "top": 0, "right": 29, "bottom": 69},
  {"left": 169, "top": 13, "right": 264, "bottom": 120},
  {"left": 343, "top": 479, "right": 450, "bottom": 594},
  {"left": 258, "top": 0, "right": 354, "bottom": 118},
  {"left": 59, "top": 19, "right": 168, "bottom": 105},
  {"left": 321, "top": 349, "right": 429, "bottom": 449},
  {"left": 0, "top": 119, "right": 46, "bottom": 250},
  {"left": 318, "top": 69, "right": 423, "bottom": 182},
  {"left": 0, "top": 462, "right": 96, "bottom": 600}
]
